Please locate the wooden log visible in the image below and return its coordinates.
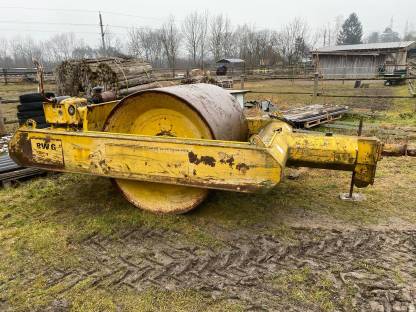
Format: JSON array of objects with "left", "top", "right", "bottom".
[
  {"left": 118, "top": 81, "right": 177, "bottom": 96},
  {"left": 104, "top": 66, "right": 152, "bottom": 77},
  {"left": 55, "top": 58, "right": 153, "bottom": 96},
  {"left": 117, "top": 77, "right": 155, "bottom": 89},
  {"left": 115, "top": 73, "right": 151, "bottom": 82},
  {"left": 118, "top": 82, "right": 162, "bottom": 96}
]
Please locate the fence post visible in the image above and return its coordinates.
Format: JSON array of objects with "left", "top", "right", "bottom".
[
  {"left": 2, "top": 68, "right": 7, "bottom": 85},
  {"left": 240, "top": 74, "right": 245, "bottom": 90},
  {"left": 313, "top": 72, "right": 319, "bottom": 99},
  {"left": 0, "top": 98, "right": 6, "bottom": 136},
  {"left": 291, "top": 66, "right": 294, "bottom": 84}
]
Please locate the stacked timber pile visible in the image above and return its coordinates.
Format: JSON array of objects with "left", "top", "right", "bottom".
[{"left": 54, "top": 58, "right": 154, "bottom": 97}]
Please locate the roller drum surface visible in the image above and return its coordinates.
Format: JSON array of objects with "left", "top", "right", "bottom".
[{"left": 103, "top": 84, "right": 247, "bottom": 214}]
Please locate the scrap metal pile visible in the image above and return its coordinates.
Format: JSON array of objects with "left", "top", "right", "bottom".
[{"left": 54, "top": 57, "right": 155, "bottom": 97}]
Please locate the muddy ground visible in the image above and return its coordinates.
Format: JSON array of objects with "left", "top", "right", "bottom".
[{"left": 39, "top": 228, "right": 416, "bottom": 311}]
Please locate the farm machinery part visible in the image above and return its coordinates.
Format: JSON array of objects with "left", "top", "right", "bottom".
[{"left": 9, "top": 84, "right": 382, "bottom": 214}]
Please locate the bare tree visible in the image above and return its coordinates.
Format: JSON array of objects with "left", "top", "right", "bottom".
[
  {"left": 128, "top": 27, "right": 163, "bottom": 66},
  {"left": 45, "top": 33, "right": 81, "bottom": 63},
  {"left": 0, "top": 38, "right": 9, "bottom": 67},
  {"left": 234, "top": 24, "right": 256, "bottom": 66},
  {"left": 102, "top": 30, "right": 124, "bottom": 56},
  {"left": 148, "top": 29, "right": 164, "bottom": 67},
  {"left": 160, "top": 16, "right": 182, "bottom": 77},
  {"left": 209, "top": 14, "right": 225, "bottom": 61},
  {"left": 181, "top": 11, "right": 209, "bottom": 68},
  {"left": 222, "top": 16, "right": 235, "bottom": 58},
  {"left": 8, "top": 36, "right": 44, "bottom": 67},
  {"left": 199, "top": 11, "right": 209, "bottom": 69},
  {"left": 72, "top": 46, "right": 96, "bottom": 59},
  {"left": 1, "top": 33, "right": 96, "bottom": 68},
  {"left": 333, "top": 15, "right": 344, "bottom": 45},
  {"left": 182, "top": 12, "right": 203, "bottom": 67},
  {"left": 278, "top": 18, "right": 309, "bottom": 65},
  {"left": 234, "top": 25, "right": 281, "bottom": 67},
  {"left": 128, "top": 27, "right": 143, "bottom": 58}
]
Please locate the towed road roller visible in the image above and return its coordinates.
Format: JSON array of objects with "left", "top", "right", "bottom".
[{"left": 9, "top": 84, "right": 383, "bottom": 214}]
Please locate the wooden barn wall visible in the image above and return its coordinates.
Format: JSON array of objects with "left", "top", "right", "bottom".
[{"left": 316, "top": 51, "right": 407, "bottom": 79}]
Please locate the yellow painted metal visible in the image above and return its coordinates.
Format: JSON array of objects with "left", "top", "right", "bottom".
[
  {"left": 103, "top": 92, "right": 215, "bottom": 213},
  {"left": 246, "top": 116, "right": 272, "bottom": 136},
  {"left": 286, "top": 133, "right": 381, "bottom": 186},
  {"left": 43, "top": 97, "right": 88, "bottom": 125},
  {"left": 9, "top": 127, "right": 283, "bottom": 190},
  {"left": 83, "top": 101, "right": 119, "bottom": 131},
  {"left": 252, "top": 120, "right": 381, "bottom": 186},
  {"left": 84, "top": 101, "right": 118, "bottom": 131},
  {"left": 43, "top": 97, "right": 118, "bottom": 131},
  {"left": 9, "top": 86, "right": 383, "bottom": 214},
  {"left": 9, "top": 120, "right": 381, "bottom": 191}
]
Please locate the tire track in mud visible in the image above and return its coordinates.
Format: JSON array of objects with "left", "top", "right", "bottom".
[{"left": 34, "top": 228, "right": 416, "bottom": 310}]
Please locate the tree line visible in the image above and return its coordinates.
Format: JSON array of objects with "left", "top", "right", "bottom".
[
  {"left": 0, "top": 12, "right": 415, "bottom": 71},
  {"left": 329, "top": 13, "right": 416, "bottom": 45}
]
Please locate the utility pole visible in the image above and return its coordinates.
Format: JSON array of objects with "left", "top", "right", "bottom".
[{"left": 99, "top": 12, "right": 106, "bottom": 56}]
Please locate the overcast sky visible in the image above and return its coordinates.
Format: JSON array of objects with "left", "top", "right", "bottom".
[{"left": 0, "top": 0, "right": 415, "bottom": 46}]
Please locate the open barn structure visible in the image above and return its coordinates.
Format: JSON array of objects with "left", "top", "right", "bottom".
[
  {"left": 216, "top": 58, "right": 246, "bottom": 76},
  {"left": 312, "top": 41, "right": 416, "bottom": 79}
]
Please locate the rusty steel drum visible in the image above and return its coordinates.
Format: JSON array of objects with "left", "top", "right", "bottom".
[{"left": 103, "top": 83, "right": 247, "bottom": 214}]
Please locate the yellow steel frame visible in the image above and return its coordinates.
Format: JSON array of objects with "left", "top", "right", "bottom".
[{"left": 9, "top": 116, "right": 382, "bottom": 192}]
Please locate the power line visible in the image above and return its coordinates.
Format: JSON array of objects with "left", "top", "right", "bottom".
[
  {"left": 0, "top": 20, "right": 133, "bottom": 29},
  {"left": 0, "top": 28, "right": 125, "bottom": 35},
  {"left": 100, "top": 10, "right": 170, "bottom": 22},
  {"left": 0, "top": 6, "right": 166, "bottom": 22},
  {"left": 0, "top": 6, "right": 173, "bottom": 41},
  {"left": 0, "top": 20, "right": 99, "bottom": 27}
]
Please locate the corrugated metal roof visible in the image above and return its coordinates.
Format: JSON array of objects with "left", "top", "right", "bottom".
[
  {"left": 314, "top": 41, "right": 416, "bottom": 53},
  {"left": 216, "top": 58, "right": 245, "bottom": 64}
]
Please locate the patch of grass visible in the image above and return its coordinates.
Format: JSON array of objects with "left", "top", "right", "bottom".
[
  {"left": 352, "top": 260, "right": 386, "bottom": 277},
  {"left": 6, "top": 281, "right": 244, "bottom": 312},
  {"left": 261, "top": 223, "right": 297, "bottom": 243},
  {"left": 271, "top": 266, "right": 336, "bottom": 312},
  {"left": 0, "top": 82, "right": 56, "bottom": 100},
  {"left": 341, "top": 284, "right": 359, "bottom": 312},
  {"left": 70, "top": 288, "right": 243, "bottom": 312}
]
